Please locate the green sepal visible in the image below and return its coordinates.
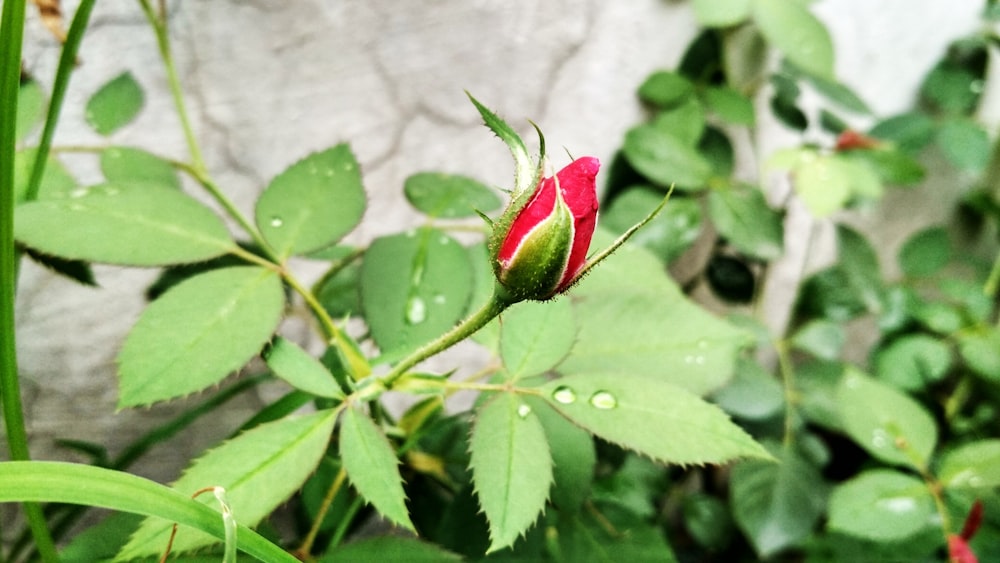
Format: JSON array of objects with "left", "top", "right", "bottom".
[
  {"left": 498, "top": 190, "right": 575, "bottom": 301},
  {"left": 466, "top": 92, "right": 542, "bottom": 197}
]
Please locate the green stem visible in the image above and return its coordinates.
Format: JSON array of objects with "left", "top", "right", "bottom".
[
  {"left": 297, "top": 466, "right": 348, "bottom": 558},
  {"left": 381, "top": 284, "right": 514, "bottom": 389},
  {"left": 1, "top": 1, "right": 59, "bottom": 560},
  {"left": 24, "top": 0, "right": 97, "bottom": 203}
]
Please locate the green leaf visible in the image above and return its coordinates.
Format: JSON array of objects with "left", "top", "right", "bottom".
[
  {"left": 15, "top": 184, "right": 235, "bottom": 266},
  {"left": 958, "top": 327, "right": 1000, "bottom": 383},
  {"left": 791, "top": 319, "right": 845, "bottom": 360},
  {"left": 360, "top": 227, "right": 473, "bottom": 356},
  {"left": 796, "top": 360, "right": 845, "bottom": 430},
  {"left": 752, "top": 0, "right": 834, "bottom": 79},
  {"left": 938, "top": 440, "right": 1000, "bottom": 489},
  {"left": 100, "top": 146, "right": 181, "bottom": 190},
  {"left": 623, "top": 124, "right": 712, "bottom": 190},
  {"left": 555, "top": 503, "right": 680, "bottom": 562},
  {"left": 466, "top": 93, "right": 537, "bottom": 196},
  {"left": 602, "top": 188, "right": 702, "bottom": 263},
  {"left": 827, "top": 469, "right": 935, "bottom": 542},
  {"left": 846, "top": 148, "right": 925, "bottom": 186},
  {"left": 873, "top": 334, "right": 952, "bottom": 391},
  {"left": 0, "top": 462, "right": 295, "bottom": 562},
  {"left": 898, "top": 227, "right": 950, "bottom": 278},
  {"left": 526, "top": 396, "right": 595, "bottom": 512},
  {"left": 836, "top": 225, "right": 882, "bottom": 310},
  {"left": 340, "top": 406, "right": 415, "bottom": 530},
  {"left": 263, "top": 337, "right": 343, "bottom": 399},
  {"left": 560, "top": 230, "right": 749, "bottom": 396},
  {"left": 700, "top": 126, "right": 736, "bottom": 177},
  {"left": 869, "top": 112, "right": 935, "bottom": 152},
  {"left": 921, "top": 62, "right": 981, "bottom": 115},
  {"left": 707, "top": 186, "right": 783, "bottom": 260},
  {"left": 255, "top": 145, "right": 365, "bottom": 258},
  {"left": 500, "top": 298, "right": 576, "bottom": 380},
  {"left": 683, "top": 493, "right": 735, "bottom": 550},
  {"left": 540, "top": 373, "right": 769, "bottom": 465},
  {"left": 119, "top": 410, "right": 336, "bottom": 558},
  {"left": 117, "top": 267, "right": 284, "bottom": 407},
  {"left": 470, "top": 393, "right": 552, "bottom": 553},
  {"left": 85, "top": 71, "right": 144, "bottom": 135},
  {"left": 793, "top": 155, "right": 852, "bottom": 217},
  {"left": 731, "top": 446, "right": 826, "bottom": 557},
  {"left": 937, "top": 118, "right": 990, "bottom": 173},
  {"left": 319, "top": 537, "right": 461, "bottom": 562},
  {"left": 403, "top": 172, "right": 502, "bottom": 218},
  {"left": 637, "top": 70, "right": 694, "bottom": 107},
  {"left": 837, "top": 369, "right": 937, "bottom": 469},
  {"left": 712, "top": 357, "right": 784, "bottom": 421},
  {"left": 13, "top": 148, "right": 76, "bottom": 203},
  {"left": 691, "top": 0, "right": 751, "bottom": 27},
  {"left": 16, "top": 79, "right": 45, "bottom": 142},
  {"left": 650, "top": 97, "right": 706, "bottom": 146},
  {"left": 703, "top": 86, "right": 755, "bottom": 125}
]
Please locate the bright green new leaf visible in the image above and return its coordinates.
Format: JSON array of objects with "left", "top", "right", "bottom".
[
  {"left": 255, "top": 144, "right": 365, "bottom": 258},
  {"left": 731, "top": 446, "right": 826, "bottom": 557},
  {"left": 837, "top": 369, "right": 937, "bottom": 469},
  {"left": 263, "top": 336, "right": 343, "bottom": 399},
  {"left": 707, "top": 186, "right": 783, "bottom": 260},
  {"left": 623, "top": 124, "right": 712, "bottom": 190},
  {"left": 15, "top": 184, "right": 235, "bottom": 266},
  {"left": 540, "top": 373, "right": 769, "bottom": 465},
  {"left": 85, "top": 71, "right": 144, "bottom": 135},
  {"left": 793, "top": 155, "right": 852, "bottom": 217},
  {"left": 560, "top": 230, "right": 750, "bottom": 396},
  {"left": 118, "top": 410, "right": 336, "bottom": 559},
  {"left": 360, "top": 227, "right": 473, "bottom": 357},
  {"left": 691, "top": 0, "right": 751, "bottom": 27},
  {"left": 0, "top": 462, "right": 296, "bottom": 562},
  {"left": 117, "top": 267, "right": 284, "bottom": 407},
  {"left": 470, "top": 393, "right": 552, "bottom": 553},
  {"left": 873, "top": 334, "right": 952, "bottom": 391},
  {"left": 938, "top": 439, "right": 1000, "bottom": 489},
  {"left": 340, "top": 406, "right": 415, "bottom": 531},
  {"left": 320, "top": 536, "right": 462, "bottom": 562},
  {"left": 602, "top": 188, "right": 702, "bottom": 264},
  {"left": 466, "top": 93, "right": 537, "bottom": 196},
  {"left": 500, "top": 298, "right": 576, "bottom": 380},
  {"left": 404, "top": 172, "right": 502, "bottom": 218},
  {"left": 752, "top": 0, "right": 834, "bottom": 79},
  {"left": 16, "top": 79, "right": 45, "bottom": 141},
  {"left": 827, "top": 469, "right": 935, "bottom": 542},
  {"left": 958, "top": 327, "right": 1000, "bottom": 384},
  {"left": 100, "top": 146, "right": 181, "bottom": 190},
  {"left": 898, "top": 226, "right": 951, "bottom": 278},
  {"left": 637, "top": 70, "right": 694, "bottom": 107},
  {"left": 791, "top": 319, "right": 845, "bottom": 361}
]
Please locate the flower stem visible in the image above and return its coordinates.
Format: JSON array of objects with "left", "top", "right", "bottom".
[
  {"left": 296, "top": 466, "right": 347, "bottom": 558},
  {"left": 381, "top": 284, "right": 515, "bottom": 388}
]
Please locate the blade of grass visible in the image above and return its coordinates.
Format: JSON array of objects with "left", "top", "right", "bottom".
[{"left": 1, "top": 0, "right": 59, "bottom": 559}]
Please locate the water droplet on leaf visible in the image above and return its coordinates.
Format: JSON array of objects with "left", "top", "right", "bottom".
[
  {"left": 552, "top": 386, "right": 577, "bottom": 404},
  {"left": 270, "top": 217, "right": 283, "bottom": 228},
  {"left": 433, "top": 294, "right": 446, "bottom": 305},
  {"left": 589, "top": 391, "right": 617, "bottom": 410},
  {"left": 69, "top": 188, "right": 88, "bottom": 199},
  {"left": 406, "top": 296, "right": 427, "bottom": 325},
  {"left": 871, "top": 428, "right": 889, "bottom": 449},
  {"left": 517, "top": 403, "right": 531, "bottom": 418}
]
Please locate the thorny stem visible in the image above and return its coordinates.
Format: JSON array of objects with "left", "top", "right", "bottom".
[{"left": 380, "top": 284, "right": 515, "bottom": 389}]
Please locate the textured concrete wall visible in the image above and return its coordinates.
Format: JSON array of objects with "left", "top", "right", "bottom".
[{"left": 12, "top": 0, "right": 984, "bottom": 491}]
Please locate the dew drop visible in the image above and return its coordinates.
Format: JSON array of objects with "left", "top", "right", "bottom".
[
  {"left": 552, "top": 386, "right": 577, "bottom": 405},
  {"left": 871, "top": 428, "right": 889, "bottom": 449},
  {"left": 405, "top": 229, "right": 417, "bottom": 238},
  {"left": 69, "top": 188, "right": 88, "bottom": 199},
  {"left": 324, "top": 168, "right": 335, "bottom": 177},
  {"left": 406, "top": 296, "right": 427, "bottom": 325},
  {"left": 270, "top": 216, "right": 284, "bottom": 228},
  {"left": 517, "top": 403, "right": 532, "bottom": 418},
  {"left": 343, "top": 163, "right": 354, "bottom": 172},
  {"left": 589, "top": 391, "right": 618, "bottom": 410},
  {"left": 433, "top": 294, "right": 446, "bottom": 305},
  {"left": 971, "top": 80, "right": 984, "bottom": 94},
  {"left": 439, "top": 236, "right": 451, "bottom": 245}
]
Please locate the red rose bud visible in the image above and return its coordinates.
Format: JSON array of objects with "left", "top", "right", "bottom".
[
  {"left": 949, "top": 535, "right": 978, "bottom": 563},
  {"left": 494, "top": 157, "right": 600, "bottom": 301}
]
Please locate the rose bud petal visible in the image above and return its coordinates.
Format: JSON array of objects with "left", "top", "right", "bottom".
[{"left": 494, "top": 157, "right": 600, "bottom": 301}]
